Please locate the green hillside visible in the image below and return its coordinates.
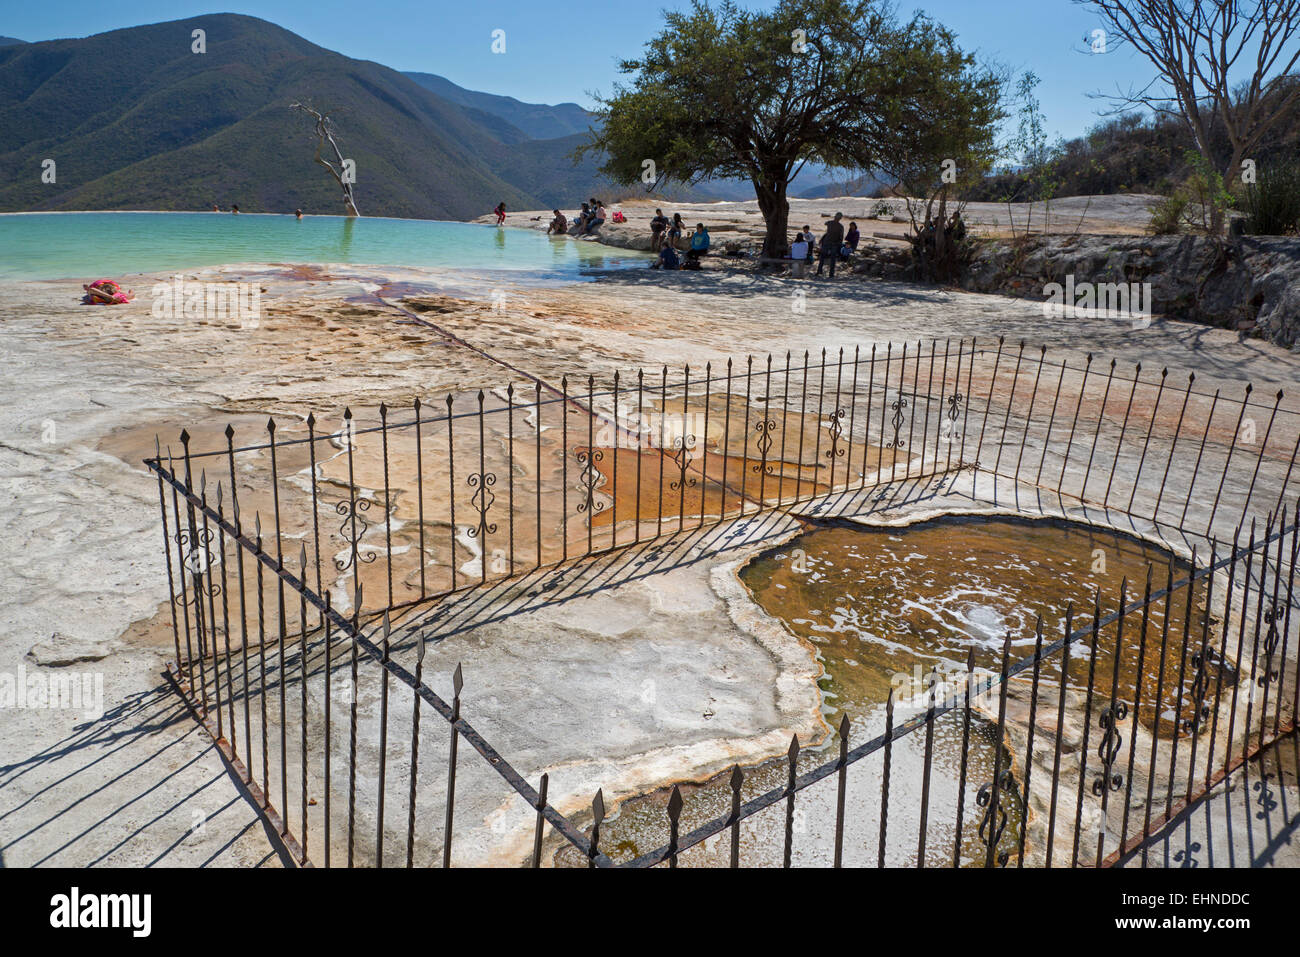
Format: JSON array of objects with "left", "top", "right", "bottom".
[{"left": 0, "top": 14, "right": 602, "bottom": 218}]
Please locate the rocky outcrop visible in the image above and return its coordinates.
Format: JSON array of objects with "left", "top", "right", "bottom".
[{"left": 960, "top": 234, "right": 1300, "bottom": 350}]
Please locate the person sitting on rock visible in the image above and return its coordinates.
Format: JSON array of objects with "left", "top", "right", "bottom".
[
  {"left": 686, "top": 223, "right": 710, "bottom": 260},
  {"left": 547, "top": 209, "right": 568, "bottom": 235},
  {"left": 843, "top": 221, "right": 860, "bottom": 257},
  {"left": 668, "top": 213, "right": 685, "bottom": 249},
  {"left": 650, "top": 209, "right": 671, "bottom": 245},
  {"left": 583, "top": 202, "right": 607, "bottom": 235},
  {"left": 799, "top": 226, "right": 815, "bottom": 260},
  {"left": 652, "top": 242, "right": 680, "bottom": 270}
]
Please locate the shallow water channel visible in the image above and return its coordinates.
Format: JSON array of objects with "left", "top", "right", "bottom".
[{"left": 556, "top": 516, "right": 1199, "bottom": 867}]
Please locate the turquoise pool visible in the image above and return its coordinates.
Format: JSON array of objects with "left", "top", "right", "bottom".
[{"left": 0, "top": 211, "right": 646, "bottom": 280}]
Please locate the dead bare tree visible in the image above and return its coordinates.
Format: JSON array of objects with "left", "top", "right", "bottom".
[
  {"left": 1081, "top": 0, "right": 1300, "bottom": 234},
  {"left": 291, "top": 102, "right": 361, "bottom": 217}
]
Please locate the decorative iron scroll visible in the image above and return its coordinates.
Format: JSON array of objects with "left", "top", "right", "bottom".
[
  {"left": 1173, "top": 841, "right": 1202, "bottom": 868},
  {"left": 825, "top": 408, "right": 846, "bottom": 461},
  {"left": 976, "top": 768, "right": 1018, "bottom": 867},
  {"left": 1258, "top": 604, "right": 1281, "bottom": 687},
  {"left": 886, "top": 395, "right": 909, "bottom": 449},
  {"left": 334, "top": 497, "right": 377, "bottom": 571},
  {"left": 671, "top": 436, "right": 698, "bottom": 491},
  {"left": 173, "top": 528, "right": 221, "bottom": 603},
  {"left": 575, "top": 449, "right": 605, "bottom": 517},
  {"left": 467, "top": 471, "right": 499, "bottom": 535},
  {"left": 945, "top": 390, "right": 963, "bottom": 441},
  {"left": 1182, "top": 645, "right": 1237, "bottom": 733},
  {"left": 753, "top": 420, "right": 775, "bottom": 475},
  {"left": 632, "top": 543, "right": 670, "bottom": 570},
  {"left": 538, "top": 567, "right": 569, "bottom": 594},
  {"left": 1092, "top": 700, "right": 1128, "bottom": 795},
  {"left": 1254, "top": 775, "right": 1279, "bottom": 820}
]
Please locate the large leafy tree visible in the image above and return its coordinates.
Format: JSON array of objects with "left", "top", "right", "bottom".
[{"left": 583, "top": 0, "right": 1005, "bottom": 258}]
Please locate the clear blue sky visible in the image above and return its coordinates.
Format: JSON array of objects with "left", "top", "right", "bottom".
[{"left": 4, "top": 0, "right": 1160, "bottom": 141}]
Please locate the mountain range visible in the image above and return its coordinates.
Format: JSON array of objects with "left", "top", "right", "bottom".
[
  {"left": 0, "top": 14, "right": 622, "bottom": 218},
  {"left": 0, "top": 14, "right": 860, "bottom": 219}
]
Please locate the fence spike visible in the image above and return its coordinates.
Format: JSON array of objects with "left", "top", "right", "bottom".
[{"left": 667, "top": 785, "right": 682, "bottom": 821}]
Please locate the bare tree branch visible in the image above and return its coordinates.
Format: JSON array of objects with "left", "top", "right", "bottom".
[
  {"left": 1079, "top": 0, "right": 1300, "bottom": 234},
  {"left": 291, "top": 101, "right": 361, "bottom": 217}
]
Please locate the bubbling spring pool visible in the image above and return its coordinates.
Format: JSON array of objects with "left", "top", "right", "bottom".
[{"left": 556, "top": 515, "right": 1203, "bottom": 867}]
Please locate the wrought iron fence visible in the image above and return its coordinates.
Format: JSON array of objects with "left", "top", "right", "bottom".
[{"left": 145, "top": 334, "right": 1300, "bottom": 867}]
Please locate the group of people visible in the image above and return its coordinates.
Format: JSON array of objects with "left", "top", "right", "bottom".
[
  {"left": 787, "top": 212, "right": 861, "bottom": 277},
  {"left": 919, "top": 211, "right": 966, "bottom": 247},
  {"left": 649, "top": 209, "right": 710, "bottom": 270},
  {"left": 546, "top": 198, "right": 611, "bottom": 237},
  {"left": 207, "top": 204, "right": 305, "bottom": 220}
]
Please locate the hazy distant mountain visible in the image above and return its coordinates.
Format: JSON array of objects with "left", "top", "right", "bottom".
[
  {"left": 405, "top": 72, "right": 594, "bottom": 141},
  {"left": 794, "top": 171, "right": 890, "bottom": 199},
  {"left": 0, "top": 14, "right": 609, "bottom": 218},
  {"left": 0, "top": 37, "right": 26, "bottom": 47}
]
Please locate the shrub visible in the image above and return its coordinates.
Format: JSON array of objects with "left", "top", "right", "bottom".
[
  {"left": 1149, "top": 194, "right": 1188, "bottom": 235},
  {"left": 1242, "top": 162, "right": 1300, "bottom": 236}
]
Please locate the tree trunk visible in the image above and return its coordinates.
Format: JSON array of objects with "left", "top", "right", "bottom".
[
  {"left": 934, "top": 187, "right": 949, "bottom": 267},
  {"left": 754, "top": 179, "right": 791, "bottom": 261},
  {"left": 1217, "top": 147, "right": 1244, "bottom": 238}
]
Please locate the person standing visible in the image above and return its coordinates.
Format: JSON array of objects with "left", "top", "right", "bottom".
[{"left": 816, "top": 212, "right": 846, "bottom": 277}]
